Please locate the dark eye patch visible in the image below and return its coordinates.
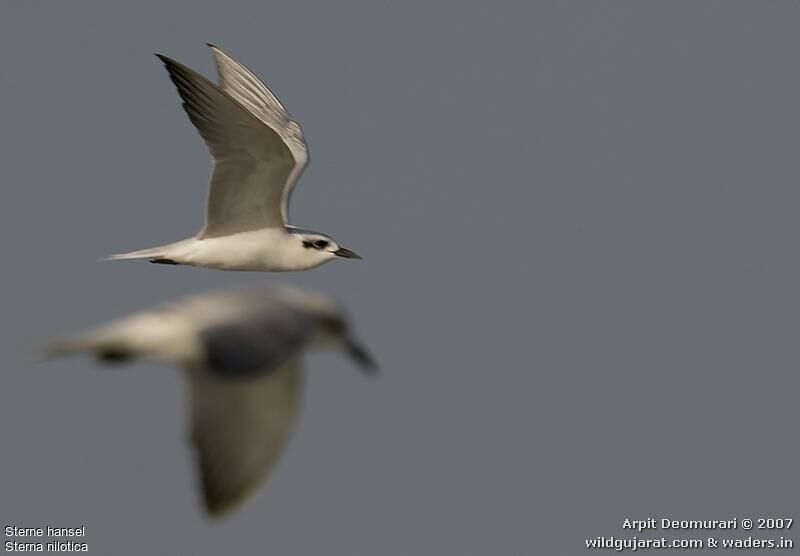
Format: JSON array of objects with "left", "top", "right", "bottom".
[{"left": 303, "top": 239, "right": 329, "bottom": 250}]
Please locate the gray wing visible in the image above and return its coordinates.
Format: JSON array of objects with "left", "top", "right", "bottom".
[
  {"left": 187, "top": 359, "right": 303, "bottom": 517},
  {"left": 207, "top": 44, "right": 309, "bottom": 224},
  {"left": 157, "top": 54, "right": 295, "bottom": 236},
  {"left": 198, "top": 301, "right": 314, "bottom": 378}
]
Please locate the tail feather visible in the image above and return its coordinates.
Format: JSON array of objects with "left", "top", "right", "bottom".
[
  {"left": 41, "top": 336, "right": 97, "bottom": 359},
  {"left": 43, "top": 335, "right": 135, "bottom": 365},
  {"left": 106, "top": 246, "right": 168, "bottom": 261},
  {"left": 43, "top": 311, "right": 187, "bottom": 366},
  {"left": 106, "top": 239, "right": 190, "bottom": 262}
]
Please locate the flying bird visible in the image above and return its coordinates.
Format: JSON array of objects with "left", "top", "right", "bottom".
[
  {"left": 44, "top": 286, "right": 377, "bottom": 517},
  {"left": 109, "top": 44, "right": 361, "bottom": 271}
]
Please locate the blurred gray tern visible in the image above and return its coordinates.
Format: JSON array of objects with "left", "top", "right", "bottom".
[
  {"left": 44, "top": 285, "right": 376, "bottom": 517},
  {"left": 108, "top": 44, "right": 361, "bottom": 271}
]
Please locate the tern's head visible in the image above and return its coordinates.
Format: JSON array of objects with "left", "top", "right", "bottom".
[
  {"left": 289, "top": 230, "right": 361, "bottom": 267},
  {"left": 316, "top": 312, "right": 378, "bottom": 375},
  {"left": 275, "top": 286, "right": 377, "bottom": 375}
]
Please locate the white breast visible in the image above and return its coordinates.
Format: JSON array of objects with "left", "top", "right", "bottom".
[{"left": 176, "top": 230, "right": 306, "bottom": 271}]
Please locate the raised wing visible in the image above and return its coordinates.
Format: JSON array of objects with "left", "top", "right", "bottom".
[
  {"left": 157, "top": 54, "right": 295, "bottom": 236},
  {"left": 207, "top": 44, "right": 309, "bottom": 224},
  {"left": 187, "top": 359, "right": 303, "bottom": 517}
]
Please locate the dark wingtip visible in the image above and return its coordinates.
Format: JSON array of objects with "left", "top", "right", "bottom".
[
  {"left": 154, "top": 53, "right": 178, "bottom": 68},
  {"left": 202, "top": 497, "right": 232, "bottom": 520},
  {"left": 96, "top": 348, "right": 134, "bottom": 365},
  {"left": 197, "top": 462, "right": 246, "bottom": 520},
  {"left": 150, "top": 258, "right": 180, "bottom": 265},
  {"left": 154, "top": 53, "right": 170, "bottom": 69}
]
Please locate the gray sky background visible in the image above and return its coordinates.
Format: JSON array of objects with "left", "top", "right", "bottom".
[{"left": 2, "top": 1, "right": 799, "bottom": 554}]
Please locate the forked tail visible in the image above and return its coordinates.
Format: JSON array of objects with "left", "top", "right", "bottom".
[
  {"left": 43, "top": 335, "right": 135, "bottom": 365},
  {"left": 106, "top": 248, "right": 164, "bottom": 261},
  {"left": 105, "top": 240, "right": 189, "bottom": 263}
]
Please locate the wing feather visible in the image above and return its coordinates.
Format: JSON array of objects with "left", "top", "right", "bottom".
[
  {"left": 187, "top": 360, "right": 303, "bottom": 517},
  {"left": 157, "top": 54, "right": 294, "bottom": 236},
  {"left": 198, "top": 301, "right": 314, "bottom": 378},
  {"left": 207, "top": 45, "right": 309, "bottom": 223}
]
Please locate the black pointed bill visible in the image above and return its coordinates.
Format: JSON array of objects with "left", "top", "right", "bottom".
[
  {"left": 346, "top": 340, "right": 378, "bottom": 375},
  {"left": 334, "top": 247, "right": 362, "bottom": 259}
]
